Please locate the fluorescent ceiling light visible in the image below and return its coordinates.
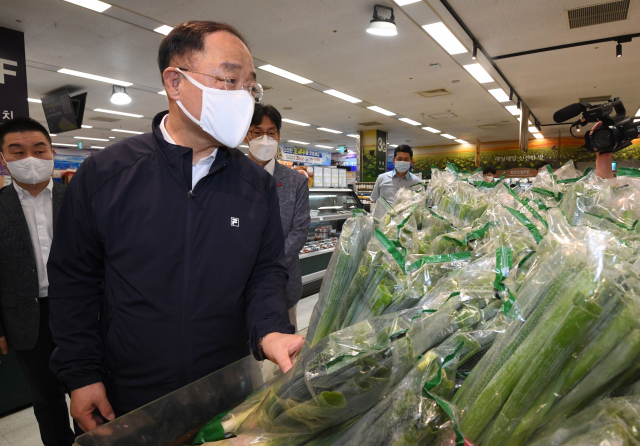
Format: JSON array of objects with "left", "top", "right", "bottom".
[
  {"left": 346, "top": 134, "right": 358, "bottom": 138},
  {"left": 528, "top": 126, "right": 538, "bottom": 133},
  {"left": 367, "top": 105, "right": 395, "bottom": 116},
  {"left": 635, "top": 108, "right": 640, "bottom": 117},
  {"left": 423, "top": 127, "right": 441, "bottom": 133},
  {"left": 51, "top": 143, "right": 78, "bottom": 147},
  {"left": 399, "top": 117, "right": 421, "bottom": 126},
  {"left": 282, "top": 118, "right": 310, "bottom": 127},
  {"left": 154, "top": 25, "right": 173, "bottom": 35},
  {"left": 112, "top": 129, "right": 144, "bottom": 134},
  {"left": 635, "top": 119, "right": 640, "bottom": 123},
  {"left": 441, "top": 134, "right": 456, "bottom": 139},
  {"left": 109, "top": 136, "right": 115, "bottom": 139},
  {"left": 505, "top": 105, "right": 520, "bottom": 116},
  {"left": 58, "top": 68, "right": 132, "bottom": 87},
  {"left": 323, "top": 89, "right": 361, "bottom": 103},
  {"left": 533, "top": 133, "right": 544, "bottom": 139},
  {"left": 50, "top": 134, "right": 57, "bottom": 136},
  {"left": 454, "top": 139, "right": 469, "bottom": 144},
  {"left": 316, "top": 144, "right": 334, "bottom": 149},
  {"left": 239, "top": 144, "right": 249, "bottom": 148},
  {"left": 463, "top": 64, "right": 494, "bottom": 84},
  {"left": 389, "top": 144, "right": 399, "bottom": 147},
  {"left": 488, "top": 88, "right": 509, "bottom": 102},
  {"left": 91, "top": 146, "right": 105, "bottom": 149},
  {"left": 74, "top": 136, "right": 109, "bottom": 141},
  {"left": 27, "top": 98, "right": 42, "bottom": 103},
  {"left": 317, "top": 127, "right": 342, "bottom": 134},
  {"left": 422, "top": 22, "right": 467, "bottom": 55},
  {"left": 94, "top": 108, "right": 143, "bottom": 118},
  {"left": 288, "top": 140, "right": 309, "bottom": 145},
  {"left": 395, "top": 0, "right": 421, "bottom": 5},
  {"left": 258, "top": 64, "right": 312, "bottom": 85},
  {"left": 63, "top": 0, "right": 111, "bottom": 13},
  {"left": 81, "top": 125, "right": 93, "bottom": 128},
  {"left": 158, "top": 90, "right": 167, "bottom": 95}
]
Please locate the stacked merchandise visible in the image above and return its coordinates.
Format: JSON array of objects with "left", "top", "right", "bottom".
[{"left": 192, "top": 162, "right": 640, "bottom": 446}]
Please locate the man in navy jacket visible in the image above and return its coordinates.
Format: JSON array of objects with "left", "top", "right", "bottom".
[{"left": 47, "top": 21, "right": 304, "bottom": 432}]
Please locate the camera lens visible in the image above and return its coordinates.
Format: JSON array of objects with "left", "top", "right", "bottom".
[{"left": 593, "top": 129, "right": 613, "bottom": 149}]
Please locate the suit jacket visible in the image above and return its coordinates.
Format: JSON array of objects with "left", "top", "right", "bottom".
[
  {"left": 0, "top": 181, "right": 65, "bottom": 350},
  {"left": 273, "top": 162, "right": 311, "bottom": 308}
]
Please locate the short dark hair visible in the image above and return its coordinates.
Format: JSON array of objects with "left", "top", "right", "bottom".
[
  {"left": 535, "top": 161, "right": 548, "bottom": 171},
  {"left": 483, "top": 166, "right": 497, "bottom": 175},
  {"left": 0, "top": 117, "right": 51, "bottom": 152},
  {"left": 157, "top": 21, "right": 249, "bottom": 82},
  {"left": 251, "top": 104, "right": 282, "bottom": 132},
  {"left": 394, "top": 144, "right": 413, "bottom": 159}
]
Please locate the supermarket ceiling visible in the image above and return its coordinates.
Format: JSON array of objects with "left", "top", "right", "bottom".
[{"left": 1, "top": 0, "right": 639, "bottom": 152}]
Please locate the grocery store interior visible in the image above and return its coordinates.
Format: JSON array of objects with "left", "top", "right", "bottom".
[{"left": 2, "top": 0, "right": 640, "bottom": 445}]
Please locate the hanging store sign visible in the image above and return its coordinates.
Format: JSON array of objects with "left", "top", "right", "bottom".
[
  {"left": 280, "top": 146, "right": 323, "bottom": 164},
  {"left": 376, "top": 130, "right": 388, "bottom": 176}
]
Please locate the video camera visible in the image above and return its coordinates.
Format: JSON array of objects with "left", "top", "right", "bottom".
[{"left": 553, "top": 97, "right": 640, "bottom": 154}]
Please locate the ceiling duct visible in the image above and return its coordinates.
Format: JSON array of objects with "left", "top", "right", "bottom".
[
  {"left": 416, "top": 88, "right": 452, "bottom": 98},
  {"left": 579, "top": 95, "right": 612, "bottom": 103},
  {"left": 357, "top": 121, "right": 383, "bottom": 126},
  {"left": 567, "top": 0, "right": 630, "bottom": 29},
  {"left": 428, "top": 111, "right": 458, "bottom": 119},
  {"left": 88, "top": 116, "right": 121, "bottom": 122}
]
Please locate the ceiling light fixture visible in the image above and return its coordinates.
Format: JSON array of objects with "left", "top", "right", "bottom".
[
  {"left": 63, "top": 0, "right": 111, "bottom": 13},
  {"left": 366, "top": 4, "right": 398, "bottom": 37},
  {"left": 367, "top": 105, "right": 395, "bottom": 116},
  {"left": 154, "top": 25, "right": 173, "bottom": 35},
  {"left": 463, "top": 64, "right": 494, "bottom": 83},
  {"left": 316, "top": 144, "right": 334, "bottom": 149},
  {"left": 158, "top": 90, "right": 167, "bottom": 95},
  {"left": 239, "top": 144, "right": 249, "bottom": 148},
  {"left": 441, "top": 134, "right": 456, "bottom": 139},
  {"left": 533, "top": 133, "right": 544, "bottom": 139},
  {"left": 282, "top": 118, "right": 311, "bottom": 127},
  {"left": 258, "top": 65, "right": 312, "bottom": 84},
  {"left": 472, "top": 43, "right": 478, "bottom": 60},
  {"left": 317, "top": 127, "right": 342, "bottom": 134},
  {"left": 399, "top": 117, "right": 421, "bottom": 126},
  {"left": 346, "top": 134, "right": 358, "bottom": 138},
  {"left": 109, "top": 136, "right": 115, "bottom": 139},
  {"left": 509, "top": 89, "right": 514, "bottom": 101},
  {"left": 288, "top": 140, "right": 310, "bottom": 145},
  {"left": 455, "top": 139, "right": 469, "bottom": 144},
  {"left": 394, "top": 0, "right": 420, "bottom": 5},
  {"left": 528, "top": 126, "right": 538, "bottom": 133},
  {"left": 94, "top": 108, "right": 143, "bottom": 118},
  {"left": 81, "top": 125, "right": 93, "bottom": 128},
  {"left": 74, "top": 136, "right": 109, "bottom": 141},
  {"left": 505, "top": 105, "right": 520, "bottom": 116},
  {"left": 488, "top": 88, "right": 509, "bottom": 102},
  {"left": 636, "top": 108, "right": 640, "bottom": 117},
  {"left": 616, "top": 42, "right": 622, "bottom": 57},
  {"left": 27, "top": 98, "right": 42, "bottom": 103},
  {"left": 422, "top": 127, "right": 441, "bottom": 133},
  {"left": 323, "top": 89, "right": 362, "bottom": 103},
  {"left": 110, "top": 86, "right": 131, "bottom": 105},
  {"left": 52, "top": 143, "right": 79, "bottom": 147},
  {"left": 422, "top": 22, "right": 467, "bottom": 55},
  {"left": 111, "top": 129, "right": 144, "bottom": 134},
  {"left": 91, "top": 146, "right": 105, "bottom": 149},
  {"left": 389, "top": 144, "right": 399, "bottom": 147},
  {"left": 50, "top": 134, "right": 57, "bottom": 136},
  {"left": 58, "top": 68, "right": 132, "bottom": 87}
]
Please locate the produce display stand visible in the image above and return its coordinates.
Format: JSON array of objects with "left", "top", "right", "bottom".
[{"left": 73, "top": 355, "right": 269, "bottom": 446}]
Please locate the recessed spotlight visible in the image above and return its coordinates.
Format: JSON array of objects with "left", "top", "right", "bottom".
[
  {"left": 399, "top": 117, "right": 421, "bottom": 126},
  {"left": 258, "top": 65, "right": 312, "bottom": 85},
  {"left": 367, "top": 105, "right": 395, "bottom": 116},
  {"left": 422, "top": 22, "right": 467, "bottom": 55},
  {"left": 422, "top": 127, "right": 441, "bottom": 133},
  {"left": 58, "top": 68, "right": 132, "bottom": 87},
  {"left": 112, "top": 129, "right": 144, "bottom": 134},
  {"left": 505, "top": 105, "right": 520, "bottom": 116},
  {"left": 282, "top": 118, "right": 311, "bottom": 127},
  {"left": 27, "top": 98, "right": 42, "bottom": 103},
  {"left": 316, "top": 144, "right": 334, "bottom": 149},
  {"left": 74, "top": 136, "right": 109, "bottom": 141},
  {"left": 288, "top": 140, "right": 310, "bottom": 145},
  {"left": 488, "top": 88, "right": 509, "bottom": 102},
  {"left": 323, "top": 89, "right": 362, "bottom": 103},
  {"left": 154, "top": 25, "right": 173, "bottom": 35},
  {"left": 63, "top": 0, "right": 111, "bottom": 13},
  {"left": 110, "top": 86, "right": 131, "bottom": 105},
  {"left": 441, "top": 134, "right": 456, "bottom": 139},
  {"left": 317, "top": 127, "right": 342, "bottom": 134},
  {"left": 367, "top": 5, "right": 398, "bottom": 37},
  {"left": 81, "top": 125, "right": 93, "bottom": 128},
  {"left": 463, "top": 64, "right": 494, "bottom": 84},
  {"left": 94, "top": 108, "right": 143, "bottom": 118}
]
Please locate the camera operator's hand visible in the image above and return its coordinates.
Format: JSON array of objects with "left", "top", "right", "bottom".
[{"left": 591, "top": 122, "right": 614, "bottom": 179}]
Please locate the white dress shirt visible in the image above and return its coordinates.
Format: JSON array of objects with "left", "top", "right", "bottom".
[
  {"left": 264, "top": 158, "right": 276, "bottom": 175},
  {"left": 160, "top": 114, "right": 217, "bottom": 189},
  {"left": 14, "top": 179, "right": 54, "bottom": 298}
]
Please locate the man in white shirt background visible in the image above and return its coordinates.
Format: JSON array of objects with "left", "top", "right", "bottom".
[
  {"left": 0, "top": 117, "right": 75, "bottom": 446},
  {"left": 371, "top": 144, "right": 422, "bottom": 207}
]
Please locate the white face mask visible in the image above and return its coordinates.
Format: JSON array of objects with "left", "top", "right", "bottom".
[
  {"left": 395, "top": 161, "right": 411, "bottom": 173},
  {"left": 175, "top": 68, "right": 255, "bottom": 149},
  {"left": 2, "top": 154, "right": 54, "bottom": 185},
  {"left": 248, "top": 135, "right": 278, "bottom": 162}
]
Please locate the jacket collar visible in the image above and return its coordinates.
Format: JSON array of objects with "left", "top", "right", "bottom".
[{"left": 272, "top": 160, "right": 285, "bottom": 181}]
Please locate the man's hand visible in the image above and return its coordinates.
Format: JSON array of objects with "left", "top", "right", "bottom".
[
  {"left": 0, "top": 336, "right": 7, "bottom": 355},
  {"left": 70, "top": 382, "right": 115, "bottom": 432},
  {"left": 262, "top": 332, "right": 305, "bottom": 373}
]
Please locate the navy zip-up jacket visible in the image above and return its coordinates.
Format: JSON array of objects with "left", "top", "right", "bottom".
[{"left": 47, "top": 111, "right": 294, "bottom": 412}]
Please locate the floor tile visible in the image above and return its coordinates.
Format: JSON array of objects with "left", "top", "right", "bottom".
[
  {"left": 3, "top": 422, "right": 43, "bottom": 446},
  {"left": 296, "top": 293, "right": 319, "bottom": 331},
  {"left": 0, "top": 434, "right": 11, "bottom": 446},
  {"left": 0, "top": 408, "right": 36, "bottom": 436}
]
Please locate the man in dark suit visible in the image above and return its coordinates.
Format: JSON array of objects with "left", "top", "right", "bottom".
[
  {"left": 0, "top": 117, "right": 74, "bottom": 446},
  {"left": 244, "top": 104, "right": 311, "bottom": 329}
]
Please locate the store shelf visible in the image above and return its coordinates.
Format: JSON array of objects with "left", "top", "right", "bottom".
[
  {"left": 311, "top": 213, "right": 351, "bottom": 222},
  {"left": 309, "top": 188, "right": 353, "bottom": 193},
  {"left": 299, "top": 247, "right": 335, "bottom": 259}
]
